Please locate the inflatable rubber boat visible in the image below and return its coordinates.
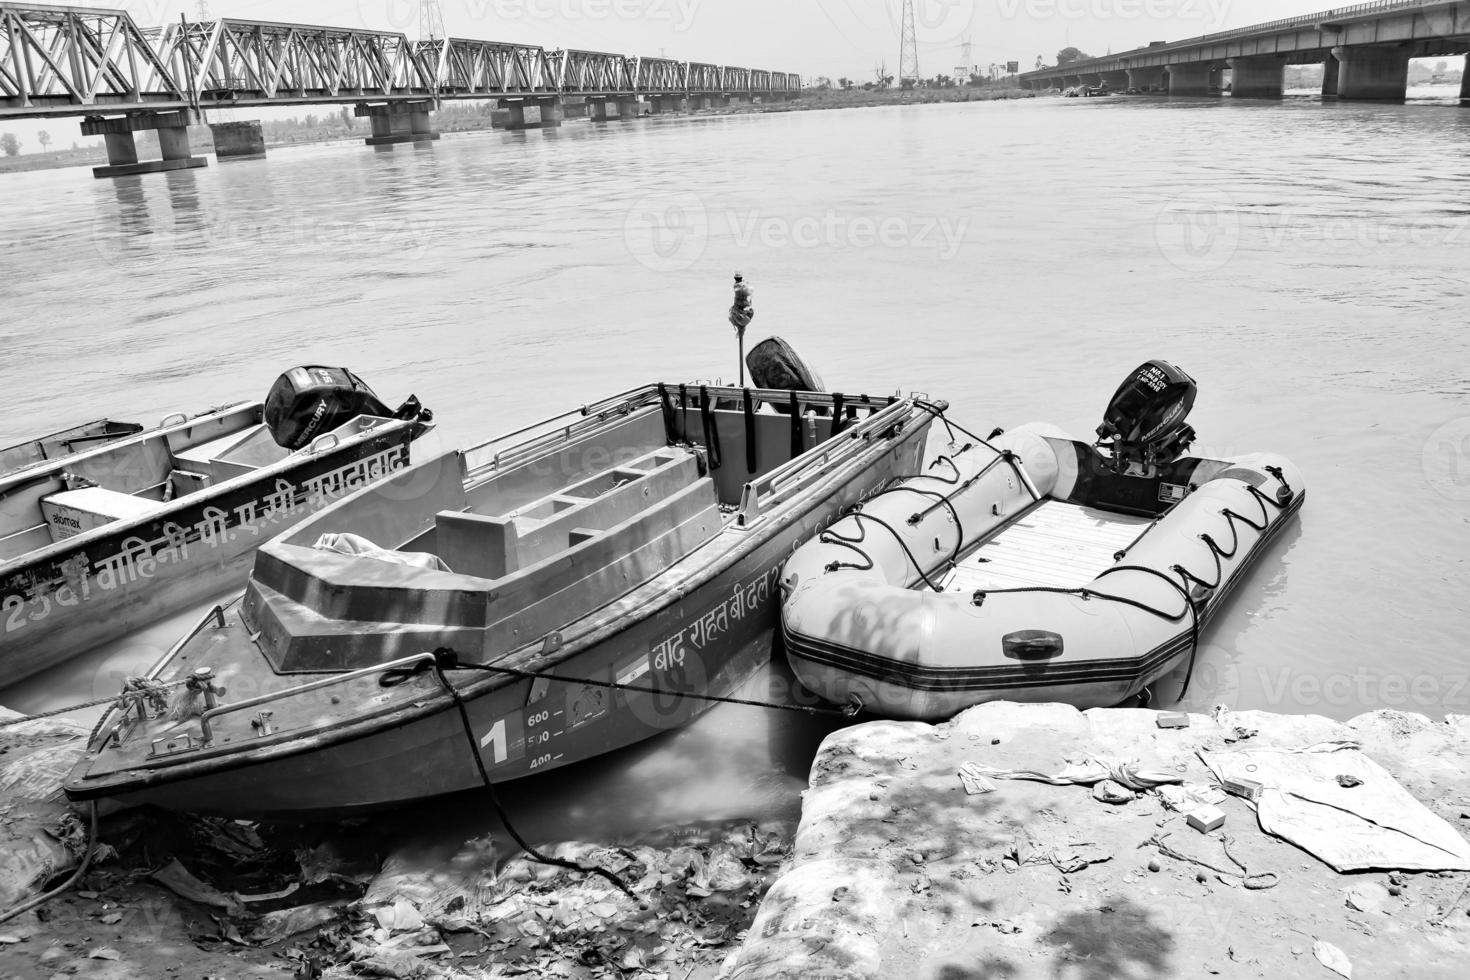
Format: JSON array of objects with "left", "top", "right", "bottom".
[{"left": 781, "top": 361, "right": 1304, "bottom": 721}]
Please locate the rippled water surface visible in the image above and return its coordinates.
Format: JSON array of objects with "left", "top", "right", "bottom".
[{"left": 2, "top": 95, "right": 1468, "bottom": 843}]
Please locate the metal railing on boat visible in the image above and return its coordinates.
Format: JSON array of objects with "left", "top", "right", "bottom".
[{"left": 196, "top": 651, "right": 441, "bottom": 745}]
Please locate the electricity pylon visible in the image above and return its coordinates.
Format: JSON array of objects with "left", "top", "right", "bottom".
[{"left": 899, "top": 0, "right": 919, "bottom": 86}]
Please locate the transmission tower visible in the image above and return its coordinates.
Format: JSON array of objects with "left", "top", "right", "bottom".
[
  {"left": 959, "top": 36, "right": 974, "bottom": 74},
  {"left": 420, "top": 0, "right": 446, "bottom": 42},
  {"left": 899, "top": 0, "right": 919, "bottom": 86}
]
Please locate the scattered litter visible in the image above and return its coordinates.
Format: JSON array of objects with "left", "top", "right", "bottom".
[
  {"left": 1336, "top": 775, "right": 1363, "bottom": 789},
  {"left": 371, "top": 899, "right": 425, "bottom": 934},
  {"left": 1092, "top": 779, "right": 1136, "bottom": 805},
  {"left": 1344, "top": 883, "right": 1390, "bottom": 914},
  {"left": 1156, "top": 712, "right": 1190, "bottom": 729},
  {"left": 1312, "top": 939, "right": 1353, "bottom": 978},
  {"left": 1187, "top": 806, "right": 1227, "bottom": 834},
  {"left": 249, "top": 902, "right": 343, "bottom": 945},
  {"left": 99, "top": 911, "right": 123, "bottom": 924},
  {"left": 1157, "top": 783, "right": 1227, "bottom": 815},
  {"left": 1221, "top": 777, "right": 1265, "bottom": 802},
  {"left": 966, "top": 755, "right": 1183, "bottom": 792},
  {"left": 958, "top": 762, "right": 997, "bottom": 796},
  {"left": 88, "top": 947, "right": 121, "bottom": 960},
  {"left": 149, "top": 858, "right": 245, "bottom": 915}
]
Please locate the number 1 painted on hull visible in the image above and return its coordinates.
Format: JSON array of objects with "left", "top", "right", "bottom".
[{"left": 480, "top": 718, "right": 507, "bottom": 765}]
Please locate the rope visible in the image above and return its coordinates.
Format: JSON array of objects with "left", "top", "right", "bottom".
[
  {"left": 0, "top": 801, "right": 99, "bottom": 924},
  {"left": 0, "top": 678, "right": 180, "bottom": 731},
  {"left": 1144, "top": 832, "right": 1278, "bottom": 890},
  {"left": 820, "top": 509, "right": 948, "bottom": 593},
  {"left": 381, "top": 650, "right": 856, "bottom": 719},
  {"left": 425, "top": 659, "right": 639, "bottom": 902}
]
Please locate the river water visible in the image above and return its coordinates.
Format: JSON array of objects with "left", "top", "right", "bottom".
[{"left": 2, "top": 94, "right": 1468, "bottom": 846}]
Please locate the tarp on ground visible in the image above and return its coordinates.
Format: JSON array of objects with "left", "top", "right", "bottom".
[{"left": 1200, "top": 741, "right": 1470, "bottom": 872}]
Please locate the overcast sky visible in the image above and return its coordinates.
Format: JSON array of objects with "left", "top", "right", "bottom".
[{"left": 1, "top": 0, "right": 1464, "bottom": 150}]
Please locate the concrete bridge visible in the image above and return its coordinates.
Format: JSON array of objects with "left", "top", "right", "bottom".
[
  {"left": 1021, "top": 0, "right": 1469, "bottom": 102},
  {"left": 0, "top": 3, "right": 801, "bottom": 176}
]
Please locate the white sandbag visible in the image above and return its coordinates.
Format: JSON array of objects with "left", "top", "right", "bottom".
[
  {"left": 725, "top": 859, "right": 894, "bottom": 980},
  {"left": 1201, "top": 742, "right": 1470, "bottom": 872}
]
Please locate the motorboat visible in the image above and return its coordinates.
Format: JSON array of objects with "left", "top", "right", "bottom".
[
  {"left": 781, "top": 361, "right": 1304, "bottom": 720},
  {"left": 64, "top": 377, "right": 937, "bottom": 818},
  {"left": 0, "top": 367, "right": 431, "bottom": 684}
]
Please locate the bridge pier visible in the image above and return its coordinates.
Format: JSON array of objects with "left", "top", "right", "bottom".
[
  {"left": 563, "top": 97, "right": 589, "bottom": 120},
  {"left": 1322, "top": 55, "right": 1340, "bottom": 97},
  {"left": 1127, "top": 67, "right": 1166, "bottom": 92},
  {"left": 1461, "top": 70, "right": 1470, "bottom": 103},
  {"left": 496, "top": 97, "right": 564, "bottom": 130},
  {"left": 208, "top": 120, "right": 266, "bottom": 161},
  {"left": 618, "top": 98, "right": 642, "bottom": 119},
  {"left": 81, "top": 110, "right": 208, "bottom": 179},
  {"left": 1333, "top": 45, "right": 1410, "bottom": 101},
  {"left": 1167, "top": 63, "right": 1216, "bottom": 97},
  {"left": 1228, "top": 55, "right": 1285, "bottom": 99},
  {"left": 356, "top": 101, "right": 440, "bottom": 147}
]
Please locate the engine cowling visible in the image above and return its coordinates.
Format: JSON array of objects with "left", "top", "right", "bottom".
[
  {"left": 264, "top": 366, "right": 431, "bottom": 450},
  {"left": 1096, "top": 360, "right": 1197, "bottom": 473}
]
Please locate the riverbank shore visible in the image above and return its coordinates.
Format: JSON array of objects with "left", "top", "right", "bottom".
[
  {"left": 725, "top": 703, "right": 1470, "bottom": 979},
  {"left": 9, "top": 700, "right": 1470, "bottom": 979},
  {"left": 0, "top": 86, "right": 1034, "bottom": 175}
]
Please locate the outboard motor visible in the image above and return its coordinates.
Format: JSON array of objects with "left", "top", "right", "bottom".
[
  {"left": 1095, "top": 360, "right": 1197, "bottom": 475},
  {"left": 264, "top": 366, "right": 432, "bottom": 450},
  {"left": 746, "top": 337, "right": 825, "bottom": 413}
]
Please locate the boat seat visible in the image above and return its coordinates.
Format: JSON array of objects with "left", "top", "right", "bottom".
[
  {"left": 172, "top": 422, "right": 297, "bottom": 486},
  {"left": 436, "top": 511, "right": 519, "bottom": 580},
  {"left": 435, "top": 447, "right": 702, "bottom": 580}
]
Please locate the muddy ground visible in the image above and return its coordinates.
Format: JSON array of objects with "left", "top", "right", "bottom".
[{"left": 0, "top": 707, "right": 790, "bottom": 980}]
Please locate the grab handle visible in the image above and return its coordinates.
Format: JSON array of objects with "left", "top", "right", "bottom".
[{"left": 308, "top": 432, "right": 340, "bottom": 455}]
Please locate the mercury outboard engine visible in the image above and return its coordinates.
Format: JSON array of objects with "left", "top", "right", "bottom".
[
  {"left": 264, "top": 366, "right": 432, "bottom": 450},
  {"left": 746, "top": 336, "right": 825, "bottom": 394},
  {"left": 1096, "top": 360, "right": 1197, "bottom": 475}
]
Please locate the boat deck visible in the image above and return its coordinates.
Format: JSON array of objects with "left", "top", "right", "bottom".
[{"left": 942, "top": 502, "right": 1152, "bottom": 593}]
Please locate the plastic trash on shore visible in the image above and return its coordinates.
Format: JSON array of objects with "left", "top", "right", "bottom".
[
  {"left": 1201, "top": 741, "right": 1470, "bottom": 872},
  {"left": 966, "top": 755, "right": 1184, "bottom": 792}
]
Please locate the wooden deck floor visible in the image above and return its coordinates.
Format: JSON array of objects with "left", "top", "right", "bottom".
[{"left": 941, "top": 502, "right": 1152, "bottom": 593}]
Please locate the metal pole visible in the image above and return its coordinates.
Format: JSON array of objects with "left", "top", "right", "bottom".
[{"left": 739, "top": 326, "right": 746, "bottom": 387}]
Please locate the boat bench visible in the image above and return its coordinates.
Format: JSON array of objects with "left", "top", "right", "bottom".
[
  {"left": 435, "top": 447, "right": 700, "bottom": 580},
  {"left": 170, "top": 423, "right": 293, "bottom": 489}
]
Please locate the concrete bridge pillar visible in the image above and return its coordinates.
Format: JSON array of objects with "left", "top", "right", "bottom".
[
  {"left": 616, "top": 98, "right": 641, "bottom": 120},
  {"left": 1461, "top": 70, "right": 1470, "bottom": 103},
  {"left": 563, "top": 97, "right": 588, "bottom": 120},
  {"left": 1127, "top": 67, "right": 1166, "bottom": 92},
  {"left": 208, "top": 120, "right": 266, "bottom": 161},
  {"left": 589, "top": 99, "right": 611, "bottom": 122},
  {"left": 1167, "top": 63, "right": 1215, "bottom": 97},
  {"left": 356, "top": 101, "right": 440, "bottom": 146},
  {"left": 1322, "top": 55, "right": 1340, "bottom": 97},
  {"left": 81, "top": 109, "right": 208, "bottom": 178},
  {"left": 495, "top": 98, "right": 564, "bottom": 130},
  {"left": 1228, "top": 56, "right": 1285, "bottom": 99},
  {"left": 1332, "top": 45, "right": 1410, "bottom": 100}
]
